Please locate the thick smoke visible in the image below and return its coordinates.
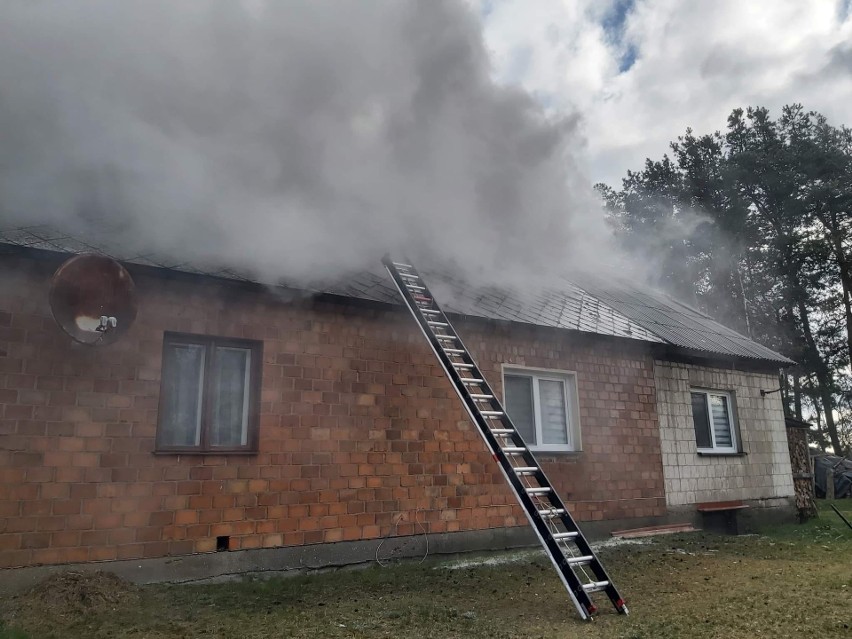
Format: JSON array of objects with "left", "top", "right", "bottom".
[{"left": 0, "top": 0, "right": 615, "bottom": 287}]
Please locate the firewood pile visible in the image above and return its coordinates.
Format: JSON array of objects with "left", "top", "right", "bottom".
[{"left": 786, "top": 424, "right": 818, "bottom": 521}]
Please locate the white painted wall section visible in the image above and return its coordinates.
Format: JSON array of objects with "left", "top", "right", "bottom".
[{"left": 654, "top": 361, "right": 794, "bottom": 507}]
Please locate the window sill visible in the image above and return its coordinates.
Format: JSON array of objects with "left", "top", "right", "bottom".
[
  {"left": 153, "top": 450, "right": 259, "bottom": 456},
  {"left": 696, "top": 451, "right": 747, "bottom": 457},
  {"left": 530, "top": 449, "right": 583, "bottom": 457}
]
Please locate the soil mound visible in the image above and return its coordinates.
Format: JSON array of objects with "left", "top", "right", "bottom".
[{"left": 17, "top": 571, "right": 138, "bottom": 618}]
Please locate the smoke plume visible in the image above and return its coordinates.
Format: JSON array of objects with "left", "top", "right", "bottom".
[{"left": 0, "top": 0, "right": 615, "bottom": 287}]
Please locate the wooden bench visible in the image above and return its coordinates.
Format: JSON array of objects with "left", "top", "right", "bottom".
[{"left": 696, "top": 501, "right": 749, "bottom": 534}]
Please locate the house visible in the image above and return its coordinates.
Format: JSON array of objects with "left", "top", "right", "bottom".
[{"left": 0, "top": 226, "right": 795, "bottom": 588}]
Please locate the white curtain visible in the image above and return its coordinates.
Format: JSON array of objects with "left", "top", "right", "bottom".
[{"left": 539, "top": 380, "right": 568, "bottom": 446}]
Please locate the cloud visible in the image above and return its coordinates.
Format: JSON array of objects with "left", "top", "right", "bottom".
[
  {"left": 0, "top": 0, "right": 615, "bottom": 287},
  {"left": 477, "top": 0, "right": 852, "bottom": 186}
]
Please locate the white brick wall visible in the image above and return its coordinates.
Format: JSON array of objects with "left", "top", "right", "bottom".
[{"left": 654, "top": 361, "right": 794, "bottom": 506}]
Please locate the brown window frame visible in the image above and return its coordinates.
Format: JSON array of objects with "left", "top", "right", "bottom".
[{"left": 155, "top": 332, "right": 262, "bottom": 454}]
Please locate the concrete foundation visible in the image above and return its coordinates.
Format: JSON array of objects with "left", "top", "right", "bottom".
[
  {"left": 0, "top": 500, "right": 797, "bottom": 596},
  {"left": 666, "top": 496, "right": 796, "bottom": 534},
  {"left": 1, "top": 516, "right": 667, "bottom": 595}
]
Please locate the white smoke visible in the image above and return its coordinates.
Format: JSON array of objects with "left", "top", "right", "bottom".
[{"left": 0, "top": 0, "right": 616, "bottom": 287}]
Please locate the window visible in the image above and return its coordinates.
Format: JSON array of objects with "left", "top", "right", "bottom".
[
  {"left": 156, "top": 333, "right": 261, "bottom": 453},
  {"left": 503, "top": 368, "right": 580, "bottom": 452},
  {"left": 690, "top": 389, "right": 738, "bottom": 453}
]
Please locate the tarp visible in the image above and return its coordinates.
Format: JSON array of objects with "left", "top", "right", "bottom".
[{"left": 813, "top": 455, "right": 852, "bottom": 499}]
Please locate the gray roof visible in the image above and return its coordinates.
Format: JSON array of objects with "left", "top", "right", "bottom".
[{"left": 0, "top": 224, "right": 792, "bottom": 365}]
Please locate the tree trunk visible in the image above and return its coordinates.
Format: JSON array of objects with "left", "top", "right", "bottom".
[
  {"left": 735, "top": 264, "right": 753, "bottom": 338},
  {"left": 797, "top": 296, "right": 844, "bottom": 455},
  {"left": 793, "top": 374, "right": 802, "bottom": 420},
  {"left": 829, "top": 230, "right": 852, "bottom": 371}
]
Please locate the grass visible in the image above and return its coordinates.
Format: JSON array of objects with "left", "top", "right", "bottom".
[{"left": 2, "top": 501, "right": 851, "bottom": 639}]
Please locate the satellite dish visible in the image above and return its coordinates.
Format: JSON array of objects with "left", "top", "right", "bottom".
[{"left": 49, "top": 254, "right": 137, "bottom": 345}]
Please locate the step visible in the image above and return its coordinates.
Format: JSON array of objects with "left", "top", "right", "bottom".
[
  {"left": 582, "top": 580, "right": 610, "bottom": 593},
  {"left": 525, "top": 487, "right": 551, "bottom": 495},
  {"left": 552, "top": 531, "right": 579, "bottom": 540}
]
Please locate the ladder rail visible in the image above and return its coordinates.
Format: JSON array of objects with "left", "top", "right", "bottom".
[{"left": 383, "top": 257, "right": 627, "bottom": 620}]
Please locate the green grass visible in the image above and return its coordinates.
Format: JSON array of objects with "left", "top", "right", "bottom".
[
  {"left": 3, "top": 501, "right": 851, "bottom": 638},
  {"left": 0, "top": 621, "right": 30, "bottom": 639}
]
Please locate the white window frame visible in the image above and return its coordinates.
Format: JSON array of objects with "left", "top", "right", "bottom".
[
  {"left": 501, "top": 365, "right": 581, "bottom": 453},
  {"left": 690, "top": 388, "right": 738, "bottom": 454}
]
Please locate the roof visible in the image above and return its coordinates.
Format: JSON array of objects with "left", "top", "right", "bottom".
[{"left": 0, "top": 224, "right": 792, "bottom": 365}]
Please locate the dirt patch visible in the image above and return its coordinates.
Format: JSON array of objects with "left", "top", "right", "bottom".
[{"left": 12, "top": 571, "right": 138, "bottom": 620}]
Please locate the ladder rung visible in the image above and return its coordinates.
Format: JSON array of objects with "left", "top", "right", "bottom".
[
  {"left": 565, "top": 555, "right": 594, "bottom": 566},
  {"left": 427, "top": 321, "right": 448, "bottom": 327},
  {"left": 461, "top": 378, "right": 483, "bottom": 384},
  {"left": 421, "top": 309, "right": 440, "bottom": 315},
  {"left": 582, "top": 580, "right": 610, "bottom": 592},
  {"left": 392, "top": 262, "right": 414, "bottom": 269},
  {"left": 480, "top": 411, "right": 504, "bottom": 417},
  {"left": 513, "top": 466, "right": 538, "bottom": 473},
  {"left": 400, "top": 273, "right": 419, "bottom": 279},
  {"left": 469, "top": 394, "right": 494, "bottom": 400},
  {"left": 407, "top": 285, "right": 426, "bottom": 291},
  {"left": 453, "top": 363, "right": 474, "bottom": 369},
  {"left": 435, "top": 334, "right": 457, "bottom": 340},
  {"left": 526, "top": 487, "right": 551, "bottom": 495},
  {"left": 552, "top": 531, "right": 579, "bottom": 540},
  {"left": 538, "top": 508, "right": 566, "bottom": 517},
  {"left": 443, "top": 348, "right": 465, "bottom": 354},
  {"left": 502, "top": 446, "right": 526, "bottom": 453},
  {"left": 490, "top": 428, "right": 513, "bottom": 435}
]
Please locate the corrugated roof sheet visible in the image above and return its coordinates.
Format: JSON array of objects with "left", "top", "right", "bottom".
[{"left": 0, "top": 224, "right": 792, "bottom": 364}]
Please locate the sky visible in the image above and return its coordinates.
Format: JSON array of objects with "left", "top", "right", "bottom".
[{"left": 472, "top": 0, "right": 852, "bottom": 186}]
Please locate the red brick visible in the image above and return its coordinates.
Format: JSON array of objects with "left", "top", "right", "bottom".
[{"left": 0, "top": 261, "right": 668, "bottom": 571}]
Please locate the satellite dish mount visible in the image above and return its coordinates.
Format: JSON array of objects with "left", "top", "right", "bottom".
[{"left": 49, "top": 254, "right": 137, "bottom": 346}]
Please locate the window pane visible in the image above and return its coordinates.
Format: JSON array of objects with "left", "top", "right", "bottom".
[
  {"left": 210, "top": 347, "right": 251, "bottom": 447},
  {"left": 709, "top": 394, "right": 733, "bottom": 448},
  {"left": 505, "top": 375, "right": 536, "bottom": 445},
  {"left": 539, "top": 380, "right": 569, "bottom": 445},
  {"left": 691, "top": 392, "right": 712, "bottom": 449},
  {"left": 160, "top": 343, "right": 205, "bottom": 447}
]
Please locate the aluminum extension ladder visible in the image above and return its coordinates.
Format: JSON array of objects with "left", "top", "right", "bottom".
[{"left": 383, "top": 257, "right": 628, "bottom": 621}]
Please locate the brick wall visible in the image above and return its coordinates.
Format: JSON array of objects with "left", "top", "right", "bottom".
[
  {"left": 0, "top": 253, "right": 666, "bottom": 569},
  {"left": 654, "top": 361, "right": 794, "bottom": 506}
]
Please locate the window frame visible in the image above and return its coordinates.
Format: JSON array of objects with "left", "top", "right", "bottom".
[
  {"left": 502, "top": 365, "right": 581, "bottom": 453},
  {"left": 689, "top": 387, "right": 738, "bottom": 454},
  {"left": 155, "top": 332, "right": 262, "bottom": 454}
]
